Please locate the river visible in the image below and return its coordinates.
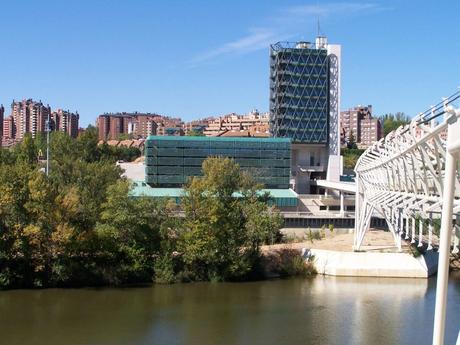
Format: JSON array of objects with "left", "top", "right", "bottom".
[{"left": 0, "top": 273, "right": 459, "bottom": 345}]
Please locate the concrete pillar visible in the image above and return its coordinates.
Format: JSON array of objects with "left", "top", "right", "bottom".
[
  {"left": 405, "top": 217, "right": 410, "bottom": 239},
  {"left": 411, "top": 217, "right": 416, "bottom": 244},
  {"left": 418, "top": 218, "right": 423, "bottom": 247},
  {"left": 399, "top": 208, "right": 404, "bottom": 233},
  {"left": 340, "top": 191, "right": 344, "bottom": 216},
  {"left": 427, "top": 214, "right": 433, "bottom": 251}
]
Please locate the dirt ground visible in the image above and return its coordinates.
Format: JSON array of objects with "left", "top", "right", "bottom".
[{"left": 262, "top": 228, "right": 418, "bottom": 253}]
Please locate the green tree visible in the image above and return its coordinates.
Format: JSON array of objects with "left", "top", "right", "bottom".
[
  {"left": 341, "top": 148, "right": 365, "bottom": 170},
  {"left": 179, "top": 157, "right": 282, "bottom": 281},
  {"left": 95, "top": 180, "right": 175, "bottom": 284},
  {"left": 186, "top": 129, "right": 204, "bottom": 136},
  {"left": 347, "top": 130, "right": 358, "bottom": 149},
  {"left": 380, "top": 112, "right": 410, "bottom": 136},
  {"left": 77, "top": 125, "right": 101, "bottom": 162},
  {"left": 14, "top": 134, "right": 38, "bottom": 165}
]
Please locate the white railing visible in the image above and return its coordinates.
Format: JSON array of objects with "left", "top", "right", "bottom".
[{"left": 354, "top": 93, "right": 460, "bottom": 345}]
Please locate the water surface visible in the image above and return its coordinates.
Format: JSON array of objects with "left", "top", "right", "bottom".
[{"left": 1, "top": 273, "right": 459, "bottom": 345}]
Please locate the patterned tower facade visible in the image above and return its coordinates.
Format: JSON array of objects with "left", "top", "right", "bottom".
[
  {"left": 269, "top": 41, "right": 329, "bottom": 143},
  {"left": 269, "top": 36, "right": 341, "bottom": 193}
]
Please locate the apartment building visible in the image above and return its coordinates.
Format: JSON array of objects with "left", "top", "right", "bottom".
[
  {"left": 4, "top": 99, "right": 51, "bottom": 139},
  {"left": 51, "top": 109, "right": 80, "bottom": 138},
  {"left": 97, "top": 112, "right": 184, "bottom": 141},
  {"left": 340, "top": 105, "right": 382, "bottom": 147},
  {"left": 2, "top": 116, "right": 14, "bottom": 140},
  {"left": 203, "top": 110, "right": 269, "bottom": 137},
  {"left": 1, "top": 99, "right": 79, "bottom": 142}
]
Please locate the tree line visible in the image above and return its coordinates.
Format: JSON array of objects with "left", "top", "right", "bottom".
[
  {"left": 0, "top": 127, "right": 282, "bottom": 288},
  {"left": 341, "top": 112, "right": 411, "bottom": 170}
]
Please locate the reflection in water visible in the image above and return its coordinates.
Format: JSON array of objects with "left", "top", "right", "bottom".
[
  {"left": 0, "top": 275, "right": 458, "bottom": 345},
  {"left": 308, "top": 276, "right": 429, "bottom": 345}
]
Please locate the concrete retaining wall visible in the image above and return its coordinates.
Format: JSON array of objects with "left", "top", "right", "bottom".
[{"left": 306, "top": 249, "right": 439, "bottom": 278}]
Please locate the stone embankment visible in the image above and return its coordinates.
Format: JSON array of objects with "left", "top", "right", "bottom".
[{"left": 262, "top": 229, "right": 444, "bottom": 278}]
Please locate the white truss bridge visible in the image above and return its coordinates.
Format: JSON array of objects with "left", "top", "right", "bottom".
[{"left": 354, "top": 91, "right": 460, "bottom": 345}]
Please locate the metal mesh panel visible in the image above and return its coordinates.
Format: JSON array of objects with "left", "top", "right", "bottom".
[
  {"left": 145, "top": 137, "right": 291, "bottom": 188},
  {"left": 269, "top": 43, "right": 329, "bottom": 144}
]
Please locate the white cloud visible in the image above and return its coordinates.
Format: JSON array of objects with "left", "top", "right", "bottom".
[
  {"left": 190, "top": 2, "right": 388, "bottom": 64},
  {"left": 190, "top": 28, "right": 289, "bottom": 64},
  {"left": 284, "top": 3, "right": 386, "bottom": 17}
]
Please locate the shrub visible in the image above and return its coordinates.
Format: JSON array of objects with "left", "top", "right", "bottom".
[
  {"left": 263, "top": 248, "right": 316, "bottom": 278},
  {"left": 154, "top": 255, "right": 176, "bottom": 284},
  {"left": 278, "top": 249, "right": 316, "bottom": 277}
]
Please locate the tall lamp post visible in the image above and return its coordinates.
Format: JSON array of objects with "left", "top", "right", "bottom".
[{"left": 45, "top": 113, "right": 50, "bottom": 176}]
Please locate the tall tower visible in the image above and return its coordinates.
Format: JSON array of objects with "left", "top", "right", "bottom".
[
  {"left": 269, "top": 36, "right": 341, "bottom": 193},
  {"left": 11, "top": 99, "right": 51, "bottom": 139}
]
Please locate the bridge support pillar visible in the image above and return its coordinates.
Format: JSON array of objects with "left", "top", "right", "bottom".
[
  {"left": 418, "top": 218, "right": 423, "bottom": 247},
  {"left": 427, "top": 213, "right": 433, "bottom": 251},
  {"left": 411, "top": 217, "right": 416, "bottom": 244},
  {"left": 405, "top": 217, "right": 410, "bottom": 239},
  {"left": 340, "top": 191, "right": 344, "bottom": 216},
  {"left": 433, "top": 112, "right": 459, "bottom": 345}
]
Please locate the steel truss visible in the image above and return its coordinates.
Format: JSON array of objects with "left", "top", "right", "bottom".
[
  {"left": 354, "top": 100, "right": 460, "bottom": 252},
  {"left": 354, "top": 95, "right": 460, "bottom": 344}
]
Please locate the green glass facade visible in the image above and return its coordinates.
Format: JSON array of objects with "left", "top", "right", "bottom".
[{"left": 145, "top": 136, "right": 291, "bottom": 189}]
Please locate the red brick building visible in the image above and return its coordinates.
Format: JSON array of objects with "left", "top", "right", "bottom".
[
  {"left": 2, "top": 99, "right": 80, "bottom": 142},
  {"left": 96, "top": 112, "right": 184, "bottom": 140},
  {"left": 52, "top": 109, "right": 80, "bottom": 138},
  {"left": 340, "top": 105, "right": 383, "bottom": 147},
  {"left": 8, "top": 99, "right": 51, "bottom": 139}
]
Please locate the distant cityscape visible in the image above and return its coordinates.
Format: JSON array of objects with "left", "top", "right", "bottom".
[
  {"left": 1, "top": 100, "right": 383, "bottom": 149},
  {"left": 0, "top": 35, "right": 385, "bottom": 195}
]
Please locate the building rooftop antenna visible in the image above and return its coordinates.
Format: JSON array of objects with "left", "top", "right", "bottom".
[{"left": 317, "top": 17, "right": 321, "bottom": 36}]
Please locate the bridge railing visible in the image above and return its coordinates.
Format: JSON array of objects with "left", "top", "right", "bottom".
[{"left": 354, "top": 92, "right": 460, "bottom": 345}]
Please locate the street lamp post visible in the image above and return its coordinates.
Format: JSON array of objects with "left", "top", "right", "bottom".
[{"left": 45, "top": 114, "right": 50, "bottom": 176}]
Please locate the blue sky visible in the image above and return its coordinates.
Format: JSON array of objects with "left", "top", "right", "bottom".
[{"left": 0, "top": 0, "right": 459, "bottom": 126}]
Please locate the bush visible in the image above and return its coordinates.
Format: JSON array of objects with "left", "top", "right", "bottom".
[
  {"left": 154, "top": 255, "right": 176, "bottom": 284},
  {"left": 307, "top": 228, "right": 322, "bottom": 243},
  {"left": 263, "top": 248, "right": 316, "bottom": 278},
  {"left": 320, "top": 225, "right": 326, "bottom": 239}
]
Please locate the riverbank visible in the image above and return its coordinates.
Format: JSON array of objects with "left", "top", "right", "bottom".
[{"left": 263, "top": 229, "right": 448, "bottom": 278}]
